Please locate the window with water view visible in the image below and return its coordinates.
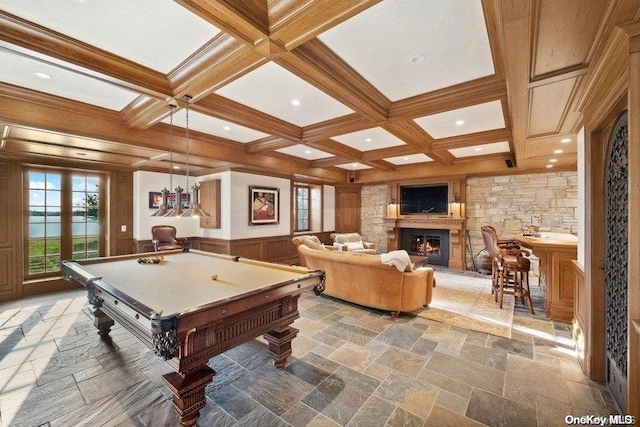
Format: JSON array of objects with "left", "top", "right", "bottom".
[{"left": 26, "top": 170, "right": 102, "bottom": 276}]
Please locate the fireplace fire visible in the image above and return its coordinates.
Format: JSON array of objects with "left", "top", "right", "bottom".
[
  {"left": 401, "top": 228, "right": 450, "bottom": 266},
  {"left": 411, "top": 235, "right": 441, "bottom": 256}
]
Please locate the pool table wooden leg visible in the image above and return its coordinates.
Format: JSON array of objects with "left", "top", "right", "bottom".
[
  {"left": 264, "top": 326, "right": 298, "bottom": 369},
  {"left": 162, "top": 366, "right": 215, "bottom": 426},
  {"left": 90, "top": 306, "right": 115, "bottom": 337}
]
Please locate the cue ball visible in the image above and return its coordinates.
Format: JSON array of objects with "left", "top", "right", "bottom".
[{"left": 211, "top": 274, "right": 218, "bottom": 280}]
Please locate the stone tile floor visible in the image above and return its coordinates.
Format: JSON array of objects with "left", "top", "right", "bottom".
[{"left": 0, "top": 269, "right": 619, "bottom": 426}]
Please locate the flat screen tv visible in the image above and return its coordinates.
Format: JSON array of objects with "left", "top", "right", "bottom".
[{"left": 400, "top": 184, "right": 448, "bottom": 215}]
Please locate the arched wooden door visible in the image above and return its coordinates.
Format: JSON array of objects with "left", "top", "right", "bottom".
[{"left": 604, "top": 110, "right": 628, "bottom": 411}]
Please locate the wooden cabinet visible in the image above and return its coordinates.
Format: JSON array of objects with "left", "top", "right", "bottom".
[
  {"left": 199, "top": 179, "right": 221, "bottom": 229},
  {"left": 515, "top": 233, "right": 578, "bottom": 322}
]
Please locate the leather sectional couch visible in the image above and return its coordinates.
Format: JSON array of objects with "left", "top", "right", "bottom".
[{"left": 294, "top": 236, "right": 434, "bottom": 315}]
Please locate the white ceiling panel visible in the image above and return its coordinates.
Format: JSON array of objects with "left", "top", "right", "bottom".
[
  {"left": 215, "top": 62, "right": 353, "bottom": 126},
  {"left": 449, "top": 141, "right": 510, "bottom": 158},
  {"left": 0, "top": 48, "right": 138, "bottom": 110},
  {"left": 164, "top": 109, "right": 268, "bottom": 143},
  {"left": 385, "top": 153, "right": 433, "bottom": 165},
  {"left": 2, "top": 0, "right": 219, "bottom": 73},
  {"left": 414, "top": 100, "right": 505, "bottom": 139},
  {"left": 276, "top": 144, "right": 334, "bottom": 160},
  {"left": 318, "top": 0, "right": 494, "bottom": 101},
  {"left": 335, "top": 163, "right": 372, "bottom": 171},
  {"left": 333, "top": 127, "right": 406, "bottom": 151}
]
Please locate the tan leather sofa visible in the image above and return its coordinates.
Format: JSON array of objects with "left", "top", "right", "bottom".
[{"left": 294, "top": 237, "right": 434, "bottom": 315}]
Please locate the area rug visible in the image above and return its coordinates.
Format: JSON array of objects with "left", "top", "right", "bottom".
[{"left": 416, "top": 270, "right": 514, "bottom": 338}]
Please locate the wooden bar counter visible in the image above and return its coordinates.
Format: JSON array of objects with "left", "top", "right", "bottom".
[{"left": 515, "top": 232, "right": 578, "bottom": 322}]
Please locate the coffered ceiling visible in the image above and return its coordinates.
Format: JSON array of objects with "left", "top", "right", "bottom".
[{"left": 0, "top": 0, "right": 614, "bottom": 184}]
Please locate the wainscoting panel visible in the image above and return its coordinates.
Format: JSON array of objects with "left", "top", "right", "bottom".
[
  {"left": 0, "top": 249, "right": 14, "bottom": 301},
  {"left": 136, "top": 232, "right": 334, "bottom": 265}
]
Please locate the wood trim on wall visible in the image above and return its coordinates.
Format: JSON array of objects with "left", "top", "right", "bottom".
[{"left": 136, "top": 232, "right": 334, "bottom": 266}]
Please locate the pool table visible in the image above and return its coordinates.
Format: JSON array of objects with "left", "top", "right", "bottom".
[{"left": 61, "top": 249, "right": 324, "bottom": 426}]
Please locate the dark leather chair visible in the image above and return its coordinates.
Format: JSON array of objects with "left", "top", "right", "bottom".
[
  {"left": 151, "top": 225, "right": 189, "bottom": 252},
  {"left": 481, "top": 226, "right": 534, "bottom": 314}
]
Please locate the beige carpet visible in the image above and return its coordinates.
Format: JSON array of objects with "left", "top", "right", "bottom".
[{"left": 416, "top": 270, "right": 514, "bottom": 338}]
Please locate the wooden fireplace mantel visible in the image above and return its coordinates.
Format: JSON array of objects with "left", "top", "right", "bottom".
[{"left": 384, "top": 216, "right": 467, "bottom": 270}]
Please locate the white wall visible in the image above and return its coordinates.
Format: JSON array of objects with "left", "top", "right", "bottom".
[
  {"left": 229, "top": 172, "right": 291, "bottom": 239},
  {"left": 133, "top": 171, "right": 201, "bottom": 240},
  {"left": 323, "top": 185, "right": 335, "bottom": 231},
  {"left": 577, "top": 127, "right": 586, "bottom": 267},
  {"left": 134, "top": 170, "right": 335, "bottom": 241}
]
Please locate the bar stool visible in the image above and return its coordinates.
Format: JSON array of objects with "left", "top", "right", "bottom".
[{"left": 481, "top": 226, "right": 534, "bottom": 314}]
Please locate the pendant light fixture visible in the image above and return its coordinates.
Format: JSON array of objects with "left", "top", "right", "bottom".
[
  {"left": 151, "top": 100, "right": 176, "bottom": 217},
  {"left": 180, "top": 96, "right": 210, "bottom": 217},
  {"left": 164, "top": 98, "right": 184, "bottom": 217}
]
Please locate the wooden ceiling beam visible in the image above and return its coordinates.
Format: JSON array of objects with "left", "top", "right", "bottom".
[
  {"left": 168, "top": 34, "right": 267, "bottom": 101},
  {"left": 306, "top": 138, "right": 364, "bottom": 161},
  {"left": 361, "top": 144, "right": 418, "bottom": 161},
  {"left": 382, "top": 121, "right": 454, "bottom": 165},
  {"left": 245, "top": 136, "right": 298, "bottom": 153},
  {"left": 362, "top": 159, "right": 396, "bottom": 172},
  {"left": 196, "top": 94, "right": 302, "bottom": 140},
  {"left": 269, "top": 0, "right": 381, "bottom": 51},
  {"left": 0, "top": 85, "right": 345, "bottom": 181},
  {"left": 357, "top": 153, "right": 517, "bottom": 183},
  {"left": 430, "top": 128, "right": 513, "bottom": 150},
  {"left": 310, "top": 156, "right": 349, "bottom": 168},
  {"left": 388, "top": 75, "right": 508, "bottom": 120},
  {"left": 0, "top": 11, "right": 171, "bottom": 97},
  {"left": 302, "top": 113, "right": 379, "bottom": 142},
  {"left": 278, "top": 38, "right": 390, "bottom": 122},
  {"left": 174, "top": 0, "right": 269, "bottom": 46}
]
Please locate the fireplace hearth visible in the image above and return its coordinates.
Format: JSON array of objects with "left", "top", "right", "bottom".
[{"left": 401, "top": 228, "right": 450, "bottom": 266}]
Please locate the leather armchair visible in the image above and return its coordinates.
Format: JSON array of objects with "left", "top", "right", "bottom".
[{"left": 151, "top": 225, "right": 189, "bottom": 252}]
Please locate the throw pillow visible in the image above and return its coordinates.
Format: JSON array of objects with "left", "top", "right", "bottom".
[{"left": 345, "top": 240, "right": 365, "bottom": 251}]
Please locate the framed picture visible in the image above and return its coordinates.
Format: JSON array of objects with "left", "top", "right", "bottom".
[
  {"left": 170, "top": 192, "right": 190, "bottom": 207},
  {"left": 249, "top": 186, "right": 279, "bottom": 225},
  {"left": 148, "top": 191, "right": 189, "bottom": 209},
  {"left": 148, "top": 192, "right": 163, "bottom": 209}
]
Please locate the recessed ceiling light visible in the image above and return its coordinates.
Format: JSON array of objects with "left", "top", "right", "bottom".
[
  {"left": 474, "top": 147, "right": 482, "bottom": 151},
  {"left": 173, "top": 165, "right": 180, "bottom": 170},
  {"left": 554, "top": 149, "right": 563, "bottom": 154},
  {"left": 35, "top": 72, "right": 51, "bottom": 79},
  {"left": 365, "top": 138, "right": 372, "bottom": 142},
  {"left": 560, "top": 138, "right": 571, "bottom": 143},
  {"left": 291, "top": 99, "right": 301, "bottom": 106},
  {"left": 410, "top": 54, "right": 426, "bottom": 64},
  {"left": 455, "top": 119, "right": 465, "bottom": 126},
  {"left": 403, "top": 156, "right": 409, "bottom": 161},
  {"left": 305, "top": 149, "right": 312, "bottom": 154},
  {"left": 549, "top": 158, "right": 557, "bottom": 163},
  {"left": 546, "top": 164, "right": 554, "bottom": 168},
  {"left": 352, "top": 163, "right": 358, "bottom": 168},
  {"left": 223, "top": 126, "right": 231, "bottom": 131}
]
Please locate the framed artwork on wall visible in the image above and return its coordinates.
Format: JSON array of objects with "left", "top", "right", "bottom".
[
  {"left": 148, "top": 191, "right": 189, "bottom": 209},
  {"left": 249, "top": 186, "right": 279, "bottom": 225},
  {"left": 148, "top": 192, "right": 162, "bottom": 209}
]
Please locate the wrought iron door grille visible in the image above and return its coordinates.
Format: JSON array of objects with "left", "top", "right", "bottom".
[{"left": 605, "top": 110, "right": 628, "bottom": 377}]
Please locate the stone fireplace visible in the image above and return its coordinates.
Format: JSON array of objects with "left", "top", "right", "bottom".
[
  {"left": 383, "top": 216, "right": 466, "bottom": 270},
  {"left": 401, "top": 228, "right": 450, "bottom": 266}
]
